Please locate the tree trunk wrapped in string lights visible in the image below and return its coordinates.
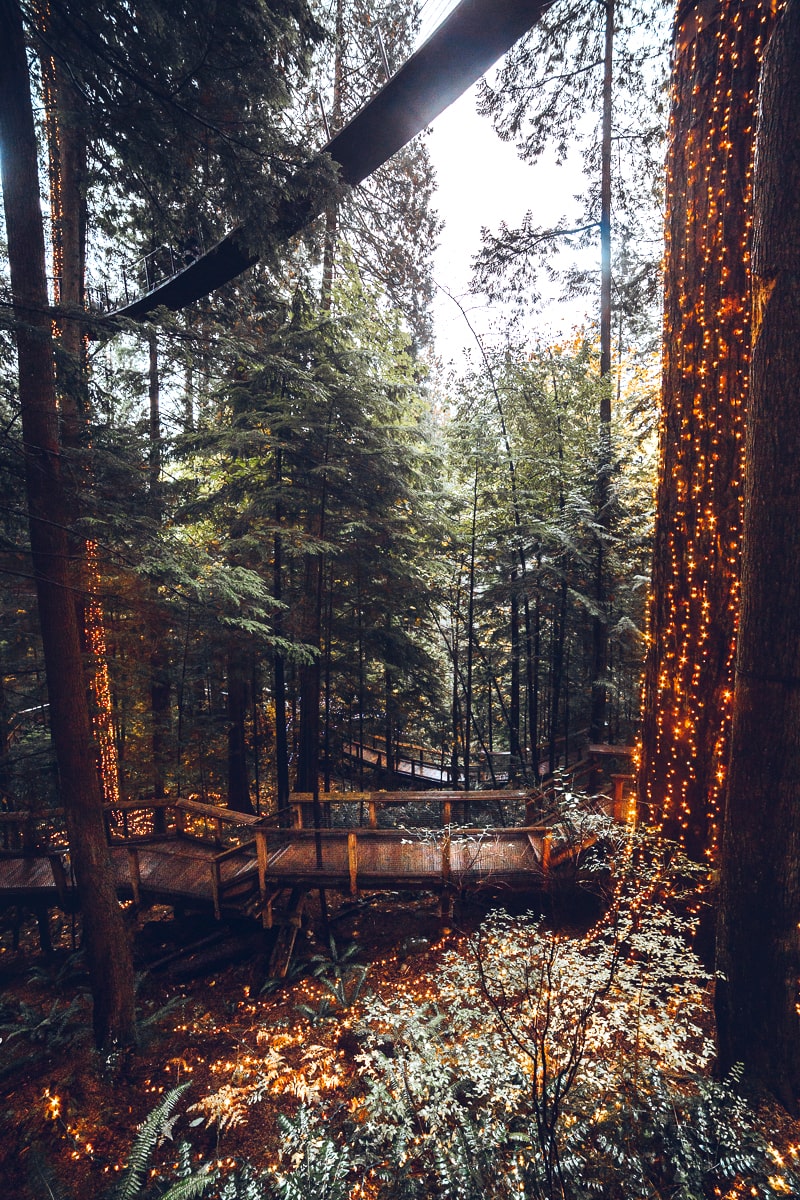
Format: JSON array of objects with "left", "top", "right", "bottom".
[
  {"left": 716, "top": 0, "right": 800, "bottom": 1108},
  {"left": 40, "top": 31, "right": 122, "bottom": 809},
  {"left": 638, "top": 0, "right": 780, "bottom": 861}
]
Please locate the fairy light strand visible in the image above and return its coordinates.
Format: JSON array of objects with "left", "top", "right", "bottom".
[
  {"left": 639, "top": 0, "right": 782, "bottom": 861},
  {"left": 39, "top": 13, "right": 121, "bottom": 807}
]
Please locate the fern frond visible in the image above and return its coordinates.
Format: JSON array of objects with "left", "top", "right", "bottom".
[{"left": 112, "top": 1084, "right": 191, "bottom": 1200}]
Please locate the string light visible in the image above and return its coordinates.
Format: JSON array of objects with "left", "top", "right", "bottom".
[
  {"left": 641, "top": 0, "right": 782, "bottom": 860},
  {"left": 39, "top": 16, "right": 121, "bottom": 806}
]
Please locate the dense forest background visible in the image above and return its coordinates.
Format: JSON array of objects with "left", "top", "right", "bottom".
[
  {"left": 5, "top": 0, "right": 800, "bottom": 1194},
  {"left": 0, "top": 0, "right": 663, "bottom": 831}
]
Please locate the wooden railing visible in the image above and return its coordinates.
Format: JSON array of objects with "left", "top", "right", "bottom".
[
  {"left": 289, "top": 789, "right": 531, "bottom": 830},
  {"left": 102, "top": 798, "right": 282, "bottom": 924}
]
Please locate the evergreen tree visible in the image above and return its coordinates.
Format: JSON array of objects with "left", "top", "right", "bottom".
[
  {"left": 0, "top": 0, "right": 136, "bottom": 1047},
  {"left": 473, "top": 0, "right": 670, "bottom": 744}
]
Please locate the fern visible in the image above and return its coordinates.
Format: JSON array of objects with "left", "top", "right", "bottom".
[
  {"left": 271, "top": 1109, "right": 351, "bottom": 1200},
  {"left": 26, "top": 1146, "right": 72, "bottom": 1200},
  {"left": 111, "top": 1084, "right": 213, "bottom": 1200}
]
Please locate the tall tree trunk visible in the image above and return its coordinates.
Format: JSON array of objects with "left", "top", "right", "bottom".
[
  {"left": 0, "top": 0, "right": 135, "bottom": 1046},
  {"left": 531, "top": 577, "right": 541, "bottom": 773},
  {"left": 251, "top": 664, "right": 261, "bottom": 814},
  {"left": 590, "top": 0, "right": 615, "bottom": 744},
  {"left": 40, "top": 32, "right": 120, "bottom": 807},
  {"left": 638, "top": 0, "right": 779, "bottom": 860},
  {"left": 451, "top": 605, "right": 461, "bottom": 788},
  {"left": 295, "top": 563, "right": 322, "bottom": 794},
  {"left": 464, "top": 458, "right": 479, "bottom": 790},
  {"left": 273, "top": 448, "right": 290, "bottom": 818},
  {"left": 549, "top": 579, "right": 568, "bottom": 774},
  {"left": 226, "top": 648, "right": 252, "bottom": 813},
  {"left": 323, "top": 563, "right": 334, "bottom": 793},
  {"left": 509, "top": 573, "right": 522, "bottom": 771},
  {"left": 320, "top": 0, "right": 345, "bottom": 309},
  {"left": 148, "top": 333, "right": 169, "bottom": 831},
  {"left": 296, "top": 0, "right": 344, "bottom": 791},
  {"left": 716, "top": 0, "right": 800, "bottom": 1108},
  {"left": 356, "top": 570, "right": 366, "bottom": 789},
  {"left": 385, "top": 663, "right": 394, "bottom": 777}
]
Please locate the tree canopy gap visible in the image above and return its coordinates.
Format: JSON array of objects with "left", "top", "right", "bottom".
[{"left": 112, "top": 0, "right": 556, "bottom": 320}]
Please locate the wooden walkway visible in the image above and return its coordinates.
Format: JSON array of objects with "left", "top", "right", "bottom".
[{"left": 0, "top": 786, "right": 624, "bottom": 949}]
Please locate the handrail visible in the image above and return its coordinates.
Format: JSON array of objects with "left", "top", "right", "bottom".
[
  {"left": 290, "top": 789, "right": 531, "bottom": 803},
  {"left": 174, "top": 798, "right": 263, "bottom": 827},
  {"left": 289, "top": 788, "right": 531, "bottom": 829}
]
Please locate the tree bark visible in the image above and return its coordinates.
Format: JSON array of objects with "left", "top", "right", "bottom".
[
  {"left": 509, "top": 573, "right": 522, "bottom": 771},
  {"left": 226, "top": 648, "right": 252, "bottom": 813},
  {"left": 638, "top": 0, "right": 779, "bottom": 860},
  {"left": 41, "top": 32, "right": 121, "bottom": 808},
  {"left": 590, "top": 0, "right": 614, "bottom": 744},
  {"left": 148, "top": 333, "right": 170, "bottom": 832},
  {"left": 716, "top": 0, "right": 800, "bottom": 1108},
  {"left": 273, "top": 448, "right": 290, "bottom": 817},
  {"left": 0, "top": 0, "right": 135, "bottom": 1047}
]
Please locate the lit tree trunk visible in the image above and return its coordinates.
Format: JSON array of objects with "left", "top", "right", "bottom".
[
  {"left": 0, "top": 0, "right": 134, "bottom": 1046},
  {"left": 295, "top": 552, "right": 322, "bottom": 794},
  {"left": 323, "top": 562, "right": 334, "bottom": 793},
  {"left": 451, "top": 600, "right": 461, "bottom": 788},
  {"left": 40, "top": 31, "right": 120, "bottom": 808},
  {"left": 638, "top": 0, "right": 779, "bottom": 860},
  {"left": 549, "top": 574, "right": 568, "bottom": 774},
  {"left": 716, "top": 0, "right": 800, "bottom": 1108}
]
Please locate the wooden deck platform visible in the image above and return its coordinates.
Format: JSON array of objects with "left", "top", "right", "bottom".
[{"left": 0, "top": 788, "right": 613, "bottom": 941}]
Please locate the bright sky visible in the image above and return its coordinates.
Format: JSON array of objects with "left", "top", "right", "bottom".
[{"left": 426, "top": 79, "right": 594, "bottom": 368}]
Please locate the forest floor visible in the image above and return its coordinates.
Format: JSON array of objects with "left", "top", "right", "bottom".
[
  {"left": 1, "top": 891, "right": 799, "bottom": 1199},
  {"left": 0, "top": 891, "right": 492, "bottom": 1197}
]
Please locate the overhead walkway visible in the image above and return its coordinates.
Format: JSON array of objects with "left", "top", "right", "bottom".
[{"left": 109, "top": 0, "right": 556, "bottom": 320}]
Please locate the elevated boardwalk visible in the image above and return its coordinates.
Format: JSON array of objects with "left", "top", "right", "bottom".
[{"left": 0, "top": 784, "right": 628, "bottom": 961}]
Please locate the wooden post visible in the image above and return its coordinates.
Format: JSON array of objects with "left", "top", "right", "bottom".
[
  {"left": 211, "top": 861, "right": 222, "bottom": 920},
  {"left": 127, "top": 846, "right": 142, "bottom": 908},
  {"left": 368, "top": 800, "right": 377, "bottom": 829},
  {"left": 541, "top": 832, "right": 552, "bottom": 875},
  {"left": 442, "top": 800, "right": 451, "bottom": 827},
  {"left": 610, "top": 773, "right": 634, "bottom": 822},
  {"left": 48, "top": 853, "right": 69, "bottom": 909},
  {"left": 440, "top": 830, "right": 452, "bottom": 919},
  {"left": 255, "top": 830, "right": 269, "bottom": 928},
  {"left": 22, "top": 813, "right": 35, "bottom": 853},
  {"left": 175, "top": 805, "right": 186, "bottom": 836},
  {"left": 348, "top": 831, "right": 358, "bottom": 897},
  {"left": 292, "top": 802, "right": 303, "bottom": 829}
]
